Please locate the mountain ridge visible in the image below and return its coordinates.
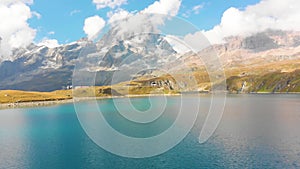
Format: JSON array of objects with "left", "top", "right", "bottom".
[{"left": 0, "top": 30, "right": 299, "bottom": 92}]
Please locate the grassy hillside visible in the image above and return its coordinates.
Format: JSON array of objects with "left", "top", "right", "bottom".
[
  {"left": 0, "top": 90, "right": 72, "bottom": 104},
  {"left": 226, "top": 69, "right": 300, "bottom": 93},
  {"left": 1, "top": 61, "right": 299, "bottom": 104}
]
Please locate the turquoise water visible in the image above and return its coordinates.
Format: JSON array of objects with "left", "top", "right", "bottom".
[{"left": 0, "top": 95, "right": 300, "bottom": 168}]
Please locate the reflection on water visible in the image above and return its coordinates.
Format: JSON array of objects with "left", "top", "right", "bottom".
[{"left": 0, "top": 94, "right": 299, "bottom": 168}]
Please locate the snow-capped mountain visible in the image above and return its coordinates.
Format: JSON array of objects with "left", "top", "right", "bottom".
[
  {"left": 0, "top": 29, "right": 299, "bottom": 92},
  {"left": 0, "top": 33, "right": 177, "bottom": 91}
]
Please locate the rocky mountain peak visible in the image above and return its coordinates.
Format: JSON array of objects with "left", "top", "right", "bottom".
[
  {"left": 0, "top": 32, "right": 177, "bottom": 91},
  {"left": 221, "top": 30, "right": 300, "bottom": 52}
]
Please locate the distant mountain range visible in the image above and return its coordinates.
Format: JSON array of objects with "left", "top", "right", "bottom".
[
  {"left": 0, "top": 33, "right": 177, "bottom": 91},
  {"left": 0, "top": 30, "right": 299, "bottom": 93}
]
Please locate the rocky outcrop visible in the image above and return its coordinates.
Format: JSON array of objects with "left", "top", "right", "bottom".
[
  {"left": 226, "top": 69, "right": 300, "bottom": 93},
  {"left": 219, "top": 30, "right": 300, "bottom": 52},
  {"left": 147, "top": 79, "right": 176, "bottom": 90},
  {"left": 98, "top": 87, "right": 122, "bottom": 96},
  {"left": 242, "top": 32, "right": 279, "bottom": 52},
  {"left": 135, "top": 77, "right": 179, "bottom": 91}
]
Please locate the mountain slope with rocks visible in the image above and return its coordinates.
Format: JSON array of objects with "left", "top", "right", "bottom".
[
  {"left": 0, "top": 30, "right": 299, "bottom": 93},
  {"left": 0, "top": 33, "right": 177, "bottom": 91}
]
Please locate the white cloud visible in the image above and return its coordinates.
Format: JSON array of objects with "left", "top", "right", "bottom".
[
  {"left": 107, "top": 8, "right": 132, "bottom": 24},
  {"left": 93, "top": 0, "right": 127, "bottom": 9},
  {"left": 201, "top": 0, "right": 300, "bottom": 44},
  {"left": 183, "top": 31, "right": 211, "bottom": 52},
  {"left": 182, "top": 3, "right": 204, "bottom": 18},
  {"left": 32, "top": 11, "right": 41, "bottom": 19},
  {"left": 1, "top": 0, "right": 33, "bottom": 5},
  {"left": 101, "top": 0, "right": 183, "bottom": 46},
  {"left": 70, "top": 9, "right": 80, "bottom": 16},
  {"left": 38, "top": 38, "right": 60, "bottom": 48},
  {"left": 48, "top": 31, "right": 55, "bottom": 35},
  {"left": 181, "top": 12, "right": 189, "bottom": 18},
  {"left": 83, "top": 15, "right": 106, "bottom": 40},
  {"left": 141, "top": 0, "right": 181, "bottom": 16},
  {"left": 164, "top": 35, "right": 190, "bottom": 53},
  {"left": 192, "top": 4, "right": 203, "bottom": 14},
  {"left": 0, "top": 0, "right": 37, "bottom": 60}
]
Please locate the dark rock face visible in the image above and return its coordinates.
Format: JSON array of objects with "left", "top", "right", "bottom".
[
  {"left": 0, "top": 42, "right": 84, "bottom": 91},
  {"left": 98, "top": 88, "right": 122, "bottom": 96},
  {"left": 141, "top": 78, "right": 178, "bottom": 91},
  {"left": 242, "top": 32, "right": 279, "bottom": 52},
  {"left": 222, "top": 30, "right": 300, "bottom": 53},
  {"left": 293, "top": 36, "right": 300, "bottom": 47},
  {"left": 0, "top": 67, "right": 73, "bottom": 92}
]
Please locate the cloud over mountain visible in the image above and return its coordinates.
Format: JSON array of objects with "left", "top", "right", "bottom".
[
  {"left": 141, "top": 0, "right": 181, "bottom": 17},
  {"left": 0, "top": 0, "right": 36, "bottom": 60},
  {"left": 38, "top": 38, "right": 60, "bottom": 48},
  {"left": 107, "top": 8, "right": 133, "bottom": 24},
  {"left": 83, "top": 15, "right": 106, "bottom": 40},
  {"left": 202, "top": 0, "right": 300, "bottom": 44}
]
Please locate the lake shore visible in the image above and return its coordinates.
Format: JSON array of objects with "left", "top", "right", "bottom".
[
  {"left": 0, "top": 93, "right": 182, "bottom": 110},
  {"left": 1, "top": 92, "right": 299, "bottom": 110},
  {"left": 1, "top": 92, "right": 300, "bottom": 110}
]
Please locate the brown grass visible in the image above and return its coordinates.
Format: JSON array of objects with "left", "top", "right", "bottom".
[{"left": 0, "top": 90, "right": 72, "bottom": 104}]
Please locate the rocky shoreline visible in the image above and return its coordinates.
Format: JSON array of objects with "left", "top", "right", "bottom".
[{"left": 0, "top": 99, "right": 74, "bottom": 110}]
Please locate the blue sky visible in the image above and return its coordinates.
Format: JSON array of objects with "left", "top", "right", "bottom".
[{"left": 28, "top": 0, "right": 260, "bottom": 44}]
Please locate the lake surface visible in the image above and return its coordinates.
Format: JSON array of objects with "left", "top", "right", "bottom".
[{"left": 0, "top": 94, "right": 299, "bottom": 169}]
